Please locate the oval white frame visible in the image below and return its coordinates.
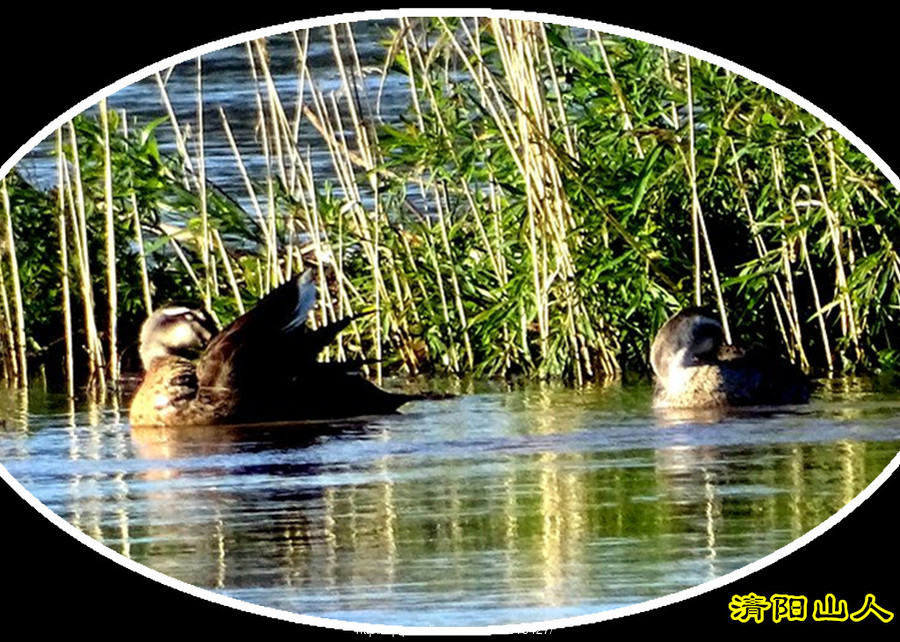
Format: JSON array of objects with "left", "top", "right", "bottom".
[{"left": 1, "top": 8, "right": 898, "bottom": 635}]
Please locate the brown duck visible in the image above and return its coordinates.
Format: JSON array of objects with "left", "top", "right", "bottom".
[
  {"left": 650, "top": 308, "right": 811, "bottom": 409},
  {"left": 129, "top": 272, "right": 424, "bottom": 427}
]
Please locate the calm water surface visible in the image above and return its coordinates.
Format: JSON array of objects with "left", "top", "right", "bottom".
[{"left": 1, "top": 378, "right": 899, "bottom": 627}]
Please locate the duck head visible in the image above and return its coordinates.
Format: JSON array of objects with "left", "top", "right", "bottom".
[
  {"left": 650, "top": 308, "right": 724, "bottom": 382},
  {"left": 138, "top": 307, "right": 219, "bottom": 369}
]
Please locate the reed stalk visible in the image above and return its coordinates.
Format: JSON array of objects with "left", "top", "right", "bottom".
[
  {"left": 684, "top": 57, "right": 731, "bottom": 343},
  {"left": 213, "top": 229, "right": 245, "bottom": 314},
  {"left": 154, "top": 70, "right": 195, "bottom": 177},
  {"left": 805, "top": 138, "right": 860, "bottom": 361},
  {"left": 724, "top": 106, "right": 808, "bottom": 356},
  {"left": 595, "top": 33, "right": 643, "bottom": 160},
  {"left": 291, "top": 31, "right": 312, "bottom": 185},
  {"left": 770, "top": 146, "right": 808, "bottom": 364},
  {"left": 252, "top": 40, "right": 290, "bottom": 195},
  {"left": 55, "top": 129, "right": 75, "bottom": 397},
  {"left": 436, "top": 19, "right": 526, "bottom": 180},
  {"left": 195, "top": 57, "right": 213, "bottom": 310},
  {"left": 65, "top": 120, "right": 105, "bottom": 389},
  {"left": 727, "top": 132, "right": 808, "bottom": 368},
  {"left": 393, "top": 18, "right": 629, "bottom": 379},
  {"left": 252, "top": 38, "right": 302, "bottom": 281},
  {"left": 99, "top": 99, "right": 119, "bottom": 385},
  {"left": 464, "top": 21, "right": 565, "bottom": 369},
  {"left": 245, "top": 41, "right": 280, "bottom": 290},
  {"left": 432, "top": 184, "right": 474, "bottom": 370},
  {"left": 298, "top": 150, "right": 342, "bottom": 331},
  {"left": 791, "top": 185, "right": 835, "bottom": 372},
  {"left": 219, "top": 107, "right": 274, "bottom": 259},
  {"left": 119, "top": 112, "right": 154, "bottom": 314},
  {"left": 168, "top": 236, "right": 204, "bottom": 293},
  {"left": 241, "top": 32, "right": 368, "bottom": 361},
  {"left": 328, "top": 25, "right": 388, "bottom": 379},
  {"left": 0, "top": 178, "right": 28, "bottom": 387},
  {"left": 399, "top": 20, "right": 490, "bottom": 367},
  {"left": 662, "top": 49, "right": 681, "bottom": 129},
  {"left": 0, "top": 252, "right": 14, "bottom": 381},
  {"left": 389, "top": 93, "right": 471, "bottom": 368},
  {"left": 0, "top": 198, "right": 19, "bottom": 383}
]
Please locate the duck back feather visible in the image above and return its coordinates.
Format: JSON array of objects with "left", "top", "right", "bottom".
[{"left": 651, "top": 308, "right": 811, "bottom": 409}]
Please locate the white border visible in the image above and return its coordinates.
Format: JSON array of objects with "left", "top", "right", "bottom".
[{"left": 2, "top": 7, "right": 899, "bottom": 635}]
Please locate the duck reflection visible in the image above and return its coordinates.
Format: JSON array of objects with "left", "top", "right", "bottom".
[
  {"left": 653, "top": 402, "right": 814, "bottom": 427},
  {"left": 126, "top": 416, "right": 386, "bottom": 589},
  {"left": 130, "top": 418, "right": 374, "bottom": 462}
]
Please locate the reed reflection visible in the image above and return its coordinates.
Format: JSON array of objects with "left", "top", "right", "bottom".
[
  {"left": 1, "top": 383, "right": 896, "bottom": 625},
  {"left": 120, "top": 392, "right": 891, "bottom": 614}
]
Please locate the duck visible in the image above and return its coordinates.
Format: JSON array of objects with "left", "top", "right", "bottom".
[
  {"left": 129, "top": 271, "right": 426, "bottom": 427},
  {"left": 650, "top": 307, "right": 811, "bottom": 409}
]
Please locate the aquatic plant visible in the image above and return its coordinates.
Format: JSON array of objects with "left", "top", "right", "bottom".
[{"left": 1, "top": 17, "right": 898, "bottom": 395}]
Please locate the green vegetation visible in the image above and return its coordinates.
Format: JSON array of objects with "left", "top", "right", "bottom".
[{"left": 1, "top": 17, "right": 898, "bottom": 396}]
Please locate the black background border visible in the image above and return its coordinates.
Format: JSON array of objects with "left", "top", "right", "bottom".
[{"left": 1, "top": 5, "right": 897, "bottom": 636}]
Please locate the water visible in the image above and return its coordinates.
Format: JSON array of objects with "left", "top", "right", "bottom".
[
  {"left": 16, "top": 22, "right": 410, "bottom": 201},
  {"left": 1, "top": 378, "right": 898, "bottom": 628}
]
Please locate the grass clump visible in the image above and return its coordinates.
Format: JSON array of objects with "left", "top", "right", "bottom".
[{"left": 2, "top": 17, "right": 899, "bottom": 395}]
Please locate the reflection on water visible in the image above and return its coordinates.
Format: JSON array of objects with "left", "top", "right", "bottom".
[{"left": 1, "top": 379, "right": 899, "bottom": 627}]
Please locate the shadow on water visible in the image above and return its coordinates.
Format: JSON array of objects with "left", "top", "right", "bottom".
[
  {"left": 127, "top": 420, "right": 385, "bottom": 495},
  {"left": 653, "top": 402, "right": 816, "bottom": 426},
  {"left": 130, "top": 417, "right": 380, "bottom": 458}
]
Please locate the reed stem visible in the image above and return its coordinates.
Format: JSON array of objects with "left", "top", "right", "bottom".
[
  {"left": 65, "top": 120, "right": 105, "bottom": 389},
  {"left": 55, "top": 129, "right": 75, "bottom": 398},
  {"left": 0, "top": 180, "right": 25, "bottom": 386},
  {"left": 684, "top": 57, "right": 731, "bottom": 343},
  {"left": 99, "top": 99, "right": 119, "bottom": 385}
]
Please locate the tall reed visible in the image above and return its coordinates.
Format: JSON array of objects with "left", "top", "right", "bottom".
[
  {"left": 65, "top": 119, "right": 105, "bottom": 390},
  {"left": 100, "top": 99, "right": 119, "bottom": 385},
  {"left": 55, "top": 129, "right": 75, "bottom": 397},
  {"left": 3, "top": 18, "right": 899, "bottom": 392},
  {"left": 0, "top": 178, "right": 26, "bottom": 386}
]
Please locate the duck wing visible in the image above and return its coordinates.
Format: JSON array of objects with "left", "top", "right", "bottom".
[
  {"left": 718, "top": 347, "right": 811, "bottom": 405},
  {"left": 195, "top": 272, "right": 422, "bottom": 418},
  {"left": 287, "top": 365, "right": 422, "bottom": 418},
  {"left": 196, "top": 271, "right": 318, "bottom": 391}
]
